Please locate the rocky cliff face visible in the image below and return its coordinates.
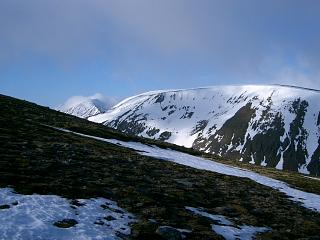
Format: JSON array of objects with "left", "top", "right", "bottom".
[{"left": 89, "top": 85, "right": 320, "bottom": 175}]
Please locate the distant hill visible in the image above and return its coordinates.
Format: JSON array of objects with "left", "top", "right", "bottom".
[{"left": 57, "top": 93, "right": 117, "bottom": 119}]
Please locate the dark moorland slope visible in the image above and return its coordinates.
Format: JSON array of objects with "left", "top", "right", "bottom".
[{"left": 1, "top": 94, "right": 320, "bottom": 239}]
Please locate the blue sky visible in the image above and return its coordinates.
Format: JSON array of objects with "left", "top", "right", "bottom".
[{"left": 1, "top": 0, "right": 320, "bottom": 107}]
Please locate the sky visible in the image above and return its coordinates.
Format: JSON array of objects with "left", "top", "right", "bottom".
[{"left": 1, "top": 0, "right": 320, "bottom": 107}]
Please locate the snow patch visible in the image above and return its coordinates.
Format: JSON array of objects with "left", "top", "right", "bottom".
[
  {"left": 186, "top": 207, "right": 269, "bottom": 240},
  {"left": 0, "top": 188, "right": 135, "bottom": 240}
]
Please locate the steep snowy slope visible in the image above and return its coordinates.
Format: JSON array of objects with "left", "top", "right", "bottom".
[
  {"left": 57, "top": 93, "right": 116, "bottom": 119},
  {"left": 89, "top": 85, "right": 320, "bottom": 175}
]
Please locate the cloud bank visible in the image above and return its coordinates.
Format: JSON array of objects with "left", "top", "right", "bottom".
[{"left": 1, "top": 0, "right": 319, "bottom": 88}]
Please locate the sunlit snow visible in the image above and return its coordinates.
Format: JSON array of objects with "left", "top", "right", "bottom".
[
  {"left": 89, "top": 84, "right": 320, "bottom": 174},
  {"left": 0, "top": 188, "right": 135, "bottom": 240},
  {"left": 57, "top": 93, "right": 117, "bottom": 119},
  {"left": 186, "top": 207, "right": 269, "bottom": 240}
]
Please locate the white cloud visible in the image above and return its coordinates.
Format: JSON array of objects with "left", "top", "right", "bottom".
[
  {"left": 0, "top": 0, "right": 320, "bottom": 87},
  {"left": 272, "top": 67, "right": 320, "bottom": 90}
]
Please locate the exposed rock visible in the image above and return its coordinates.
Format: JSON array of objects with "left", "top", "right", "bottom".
[
  {"left": 94, "top": 219, "right": 104, "bottom": 225},
  {"left": 156, "top": 226, "right": 183, "bottom": 240},
  {"left": 0, "top": 204, "right": 10, "bottom": 209},
  {"left": 104, "top": 215, "right": 116, "bottom": 221},
  {"left": 159, "top": 131, "right": 172, "bottom": 141},
  {"left": 53, "top": 219, "right": 78, "bottom": 228}
]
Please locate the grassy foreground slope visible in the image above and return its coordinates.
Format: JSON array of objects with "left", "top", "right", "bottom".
[{"left": 1, "top": 94, "right": 320, "bottom": 239}]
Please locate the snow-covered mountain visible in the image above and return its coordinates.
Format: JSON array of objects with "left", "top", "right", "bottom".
[
  {"left": 89, "top": 85, "right": 320, "bottom": 175},
  {"left": 57, "top": 93, "right": 117, "bottom": 119}
]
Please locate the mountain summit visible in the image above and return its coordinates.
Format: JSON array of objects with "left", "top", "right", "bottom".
[
  {"left": 89, "top": 85, "right": 320, "bottom": 175},
  {"left": 57, "top": 93, "right": 117, "bottom": 119}
]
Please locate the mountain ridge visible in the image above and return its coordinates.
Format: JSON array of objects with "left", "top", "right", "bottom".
[
  {"left": 89, "top": 84, "right": 320, "bottom": 175},
  {"left": 112, "top": 84, "right": 320, "bottom": 107}
]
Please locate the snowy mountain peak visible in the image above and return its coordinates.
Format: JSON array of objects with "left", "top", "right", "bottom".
[
  {"left": 89, "top": 84, "right": 320, "bottom": 175},
  {"left": 57, "top": 93, "right": 117, "bottom": 119}
]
